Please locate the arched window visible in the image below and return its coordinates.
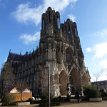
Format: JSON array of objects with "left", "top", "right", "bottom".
[
  {"left": 75, "top": 28, "right": 78, "bottom": 36},
  {"left": 68, "top": 24, "right": 71, "bottom": 31},
  {"left": 66, "top": 47, "right": 72, "bottom": 63},
  {"left": 42, "top": 19, "right": 44, "bottom": 30},
  {"left": 68, "top": 24, "right": 71, "bottom": 35},
  {"left": 49, "top": 12, "right": 51, "bottom": 23},
  {"left": 57, "top": 18, "right": 60, "bottom": 29}
]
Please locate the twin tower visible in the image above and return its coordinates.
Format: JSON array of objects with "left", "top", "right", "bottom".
[{"left": 39, "top": 7, "right": 90, "bottom": 97}]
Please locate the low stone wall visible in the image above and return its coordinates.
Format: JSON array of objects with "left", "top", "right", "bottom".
[
  {"left": 102, "top": 97, "right": 107, "bottom": 100},
  {"left": 70, "top": 99, "right": 77, "bottom": 103},
  {"left": 17, "top": 102, "right": 30, "bottom": 106},
  {"left": 89, "top": 97, "right": 102, "bottom": 102},
  {"left": 70, "top": 99, "right": 82, "bottom": 103}
]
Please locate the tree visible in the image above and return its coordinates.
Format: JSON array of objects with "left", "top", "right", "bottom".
[
  {"left": 2, "top": 93, "right": 15, "bottom": 105},
  {"left": 92, "top": 69, "right": 105, "bottom": 82},
  {"left": 1, "top": 62, "right": 15, "bottom": 95},
  {"left": 83, "top": 85, "right": 101, "bottom": 99}
]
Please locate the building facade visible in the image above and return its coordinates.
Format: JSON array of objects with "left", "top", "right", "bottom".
[
  {"left": 92, "top": 80, "right": 107, "bottom": 92},
  {"left": 1, "top": 7, "right": 90, "bottom": 97}
]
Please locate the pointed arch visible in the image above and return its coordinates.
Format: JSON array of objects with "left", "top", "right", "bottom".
[
  {"left": 66, "top": 47, "right": 73, "bottom": 64},
  {"left": 59, "top": 70, "right": 68, "bottom": 96},
  {"left": 69, "top": 67, "right": 80, "bottom": 89}
]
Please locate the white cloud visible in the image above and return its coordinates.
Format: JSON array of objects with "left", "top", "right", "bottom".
[
  {"left": 12, "top": 3, "right": 42, "bottom": 25},
  {"left": 94, "top": 42, "right": 107, "bottom": 58},
  {"left": 86, "top": 41, "right": 107, "bottom": 81},
  {"left": 68, "top": 14, "right": 76, "bottom": 22},
  {"left": 12, "top": 0, "right": 77, "bottom": 25},
  {"left": 98, "top": 70, "right": 107, "bottom": 81},
  {"left": 43, "top": 0, "right": 77, "bottom": 11},
  {"left": 20, "top": 32, "right": 40, "bottom": 45},
  {"left": 91, "top": 65, "right": 107, "bottom": 81},
  {"left": 92, "top": 29, "right": 107, "bottom": 38},
  {"left": 99, "top": 60, "right": 107, "bottom": 70},
  {"left": 95, "top": 60, "right": 107, "bottom": 81},
  {"left": 86, "top": 41, "right": 107, "bottom": 59},
  {"left": 86, "top": 47, "right": 92, "bottom": 53}
]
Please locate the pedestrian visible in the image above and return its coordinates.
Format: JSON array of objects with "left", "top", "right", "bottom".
[{"left": 75, "top": 90, "right": 80, "bottom": 103}]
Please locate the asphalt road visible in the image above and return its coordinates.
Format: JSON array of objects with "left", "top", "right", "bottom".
[{"left": 55, "top": 101, "right": 107, "bottom": 107}]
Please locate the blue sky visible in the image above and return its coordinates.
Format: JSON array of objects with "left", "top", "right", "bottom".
[{"left": 0, "top": 0, "right": 107, "bottom": 81}]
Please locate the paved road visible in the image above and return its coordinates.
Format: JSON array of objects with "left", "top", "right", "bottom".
[
  {"left": 2, "top": 101, "right": 107, "bottom": 107},
  {"left": 2, "top": 104, "right": 38, "bottom": 107},
  {"left": 55, "top": 101, "right": 107, "bottom": 107}
]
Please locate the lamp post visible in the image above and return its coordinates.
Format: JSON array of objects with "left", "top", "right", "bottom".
[
  {"left": 48, "top": 62, "right": 51, "bottom": 107},
  {"left": 79, "top": 68, "right": 83, "bottom": 96},
  {"left": 47, "top": 44, "right": 52, "bottom": 107}
]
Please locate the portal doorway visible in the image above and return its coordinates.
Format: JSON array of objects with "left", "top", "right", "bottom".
[{"left": 59, "top": 70, "right": 68, "bottom": 96}]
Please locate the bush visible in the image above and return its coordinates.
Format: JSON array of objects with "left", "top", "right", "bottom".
[
  {"left": 51, "top": 97, "right": 60, "bottom": 106},
  {"left": 39, "top": 96, "right": 48, "bottom": 107},
  {"left": 100, "top": 89, "right": 107, "bottom": 97},
  {"left": 39, "top": 99, "right": 48, "bottom": 107},
  {"left": 2, "top": 93, "right": 16, "bottom": 106},
  {"left": 39, "top": 96, "right": 60, "bottom": 107},
  {"left": 83, "top": 85, "right": 101, "bottom": 99}
]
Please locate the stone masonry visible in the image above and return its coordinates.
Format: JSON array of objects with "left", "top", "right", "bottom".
[{"left": 1, "top": 7, "right": 90, "bottom": 98}]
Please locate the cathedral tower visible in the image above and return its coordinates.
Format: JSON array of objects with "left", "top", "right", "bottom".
[{"left": 39, "top": 7, "right": 90, "bottom": 97}]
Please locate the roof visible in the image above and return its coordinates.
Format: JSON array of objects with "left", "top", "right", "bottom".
[
  {"left": 22, "top": 88, "right": 31, "bottom": 93},
  {"left": 10, "top": 87, "right": 31, "bottom": 93},
  {"left": 7, "top": 52, "right": 22, "bottom": 62},
  {"left": 10, "top": 87, "right": 20, "bottom": 93}
]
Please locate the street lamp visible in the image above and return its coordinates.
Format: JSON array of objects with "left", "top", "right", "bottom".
[
  {"left": 47, "top": 62, "right": 51, "bottom": 107},
  {"left": 79, "top": 68, "right": 84, "bottom": 96}
]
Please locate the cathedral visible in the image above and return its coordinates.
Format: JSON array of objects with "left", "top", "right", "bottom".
[{"left": 1, "top": 7, "right": 90, "bottom": 97}]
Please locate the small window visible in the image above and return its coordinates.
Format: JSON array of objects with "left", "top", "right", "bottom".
[
  {"left": 49, "top": 12, "right": 51, "bottom": 22},
  {"left": 67, "top": 31, "right": 71, "bottom": 39},
  {"left": 75, "top": 28, "right": 78, "bottom": 36}
]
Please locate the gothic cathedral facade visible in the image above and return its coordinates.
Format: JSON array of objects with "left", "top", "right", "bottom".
[{"left": 1, "top": 7, "right": 90, "bottom": 97}]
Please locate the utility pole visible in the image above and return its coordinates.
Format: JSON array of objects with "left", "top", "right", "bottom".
[
  {"left": 47, "top": 43, "right": 52, "bottom": 107},
  {"left": 48, "top": 62, "right": 51, "bottom": 107}
]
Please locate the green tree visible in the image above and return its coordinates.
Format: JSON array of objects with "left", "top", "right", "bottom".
[
  {"left": 1, "top": 62, "right": 15, "bottom": 93},
  {"left": 84, "top": 85, "right": 101, "bottom": 99}
]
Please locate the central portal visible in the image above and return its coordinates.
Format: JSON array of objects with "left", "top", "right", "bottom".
[{"left": 59, "top": 70, "right": 68, "bottom": 96}]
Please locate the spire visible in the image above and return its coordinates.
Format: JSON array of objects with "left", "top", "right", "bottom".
[
  {"left": 47, "top": 7, "right": 52, "bottom": 11},
  {"left": 9, "top": 49, "right": 11, "bottom": 53},
  {"left": 41, "top": 7, "right": 60, "bottom": 31}
]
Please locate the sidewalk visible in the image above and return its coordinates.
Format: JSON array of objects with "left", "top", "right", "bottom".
[
  {"left": 2, "top": 104, "right": 39, "bottom": 107},
  {"left": 55, "top": 101, "right": 107, "bottom": 107}
]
